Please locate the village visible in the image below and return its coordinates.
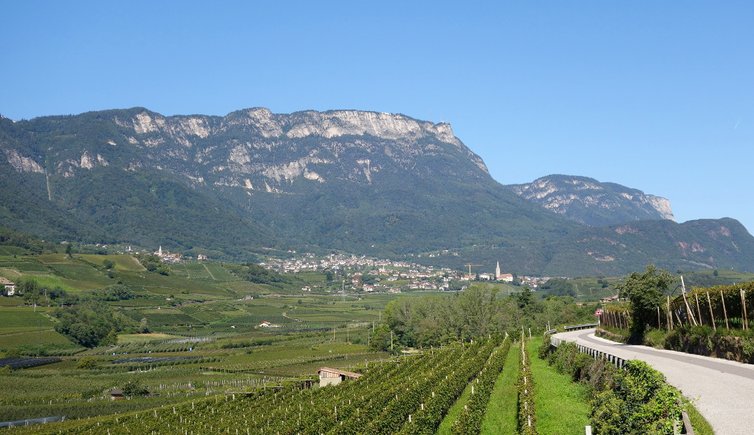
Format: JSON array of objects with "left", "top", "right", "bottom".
[
  {"left": 87, "top": 241, "right": 551, "bottom": 294},
  {"left": 260, "top": 253, "right": 550, "bottom": 294},
  {"left": 0, "top": 245, "right": 551, "bottom": 299}
]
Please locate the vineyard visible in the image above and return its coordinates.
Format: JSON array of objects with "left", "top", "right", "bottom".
[
  {"left": 601, "top": 281, "right": 754, "bottom": 332},
  {"left": 600, "top": 281, "right": 754, "bottom": 362},
  {"left": 17, "top": 338, "right": 513, "bottom": 434}
]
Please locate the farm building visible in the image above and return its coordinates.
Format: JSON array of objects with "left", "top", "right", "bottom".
[
  {"left": 0, "top": 277, "right": 15, "bottom": 296},
  {"left": 109, "top": 389, "right": 125, "bottom": 401},
  {"left": 258, "top": 320, "right": 280, "bottom": 328},
  {"left": 317, "top": 367, "right": 362, "bottom": 387}
]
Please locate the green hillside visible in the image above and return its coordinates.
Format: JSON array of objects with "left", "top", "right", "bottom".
[{"left": 2, "top": 108, "right": 753, "bottom": 276}]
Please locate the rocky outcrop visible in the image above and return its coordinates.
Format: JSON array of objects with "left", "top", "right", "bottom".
[
  {"left": 508, "top": 175, "right": 675, "bottom": 226},
  {"left": 4, "top": 149, "right": 44, "bottom": 173},
  {"left": 102, "top": 108, "right": 489, "bottom": 190}
]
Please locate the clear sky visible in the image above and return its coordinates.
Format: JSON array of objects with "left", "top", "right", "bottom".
[{"left": 2, "top": 1, "right": 753, "bottom": 232}]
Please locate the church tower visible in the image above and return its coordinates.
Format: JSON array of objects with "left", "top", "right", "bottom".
[{"left": 495, "top": 261, "right": 501, "bottom": 280}]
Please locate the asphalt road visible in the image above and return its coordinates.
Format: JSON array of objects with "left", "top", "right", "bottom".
[{"left": 552, "top": 328, "right": 754, "bottom": 435}]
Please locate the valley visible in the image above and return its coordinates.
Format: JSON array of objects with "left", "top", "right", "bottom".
[
  {"left": 3, "top": 2, "right": 753, "bottom": 433},
  {"left": 0, "top": 244, "right": 745, "bottom": 433}
]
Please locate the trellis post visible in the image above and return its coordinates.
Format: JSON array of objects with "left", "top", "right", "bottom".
[
  {"left": 706, "top": 292, "right": 716, "bottom": 331},
  {"left": 694, "top": 293, "right": 703, "bottom": 326},
  {"left": 720, "top": 290, "right": 730, "bottom": 330},
  {"left": 741, "top": 289, "right": 748, "bottom": 331},
  {"left": 682, "top": 291, "right": 698, "bottom": 326},
  {"left": 681, "top": 276, "right": 698, "bottom": 326},
  {"left": 674, "top": 310, "right": 683, "bottom": 328}
]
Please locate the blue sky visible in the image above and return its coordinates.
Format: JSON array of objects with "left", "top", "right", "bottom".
[{"left": 2, "top": 1, "right": 753, "bottom": 232}]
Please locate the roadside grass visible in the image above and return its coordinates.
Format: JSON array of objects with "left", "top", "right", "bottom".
[
  {"left": 480, "top": 338, "right": 519, "bottom": 434},
  {"left": 528, "top": 336, "right": 590, "bottom": 434},
  {"left": 684, "top": 398, "right": 714, "bottom": 435}
]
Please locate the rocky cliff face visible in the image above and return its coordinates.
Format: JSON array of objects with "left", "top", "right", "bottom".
[
  {"left": 3, "top": 107, "right": 488, "bottom": 188},
  {"left": 80, "top": 108, "right": 489, "bottom": 191},
  {"left": 1, "top": 108, "right": 752, "bottom": 276},
  {"left": 508, "top": 175, "right": 675, "bottom": 226}
]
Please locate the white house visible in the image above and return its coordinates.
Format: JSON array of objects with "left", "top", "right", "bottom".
[
  {"left": 317, "top": 367, "right": 362, "bottom": 387},
  {"left": 0, "top": 277, "right": 15, "bottom": 296},
  {"left": 498, "top": 273, "right": 514, "bottom": 283}
]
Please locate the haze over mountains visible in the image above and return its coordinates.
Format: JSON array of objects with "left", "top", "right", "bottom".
[{"left": 1, "top": 107, "right": 752, "bottom": 276}]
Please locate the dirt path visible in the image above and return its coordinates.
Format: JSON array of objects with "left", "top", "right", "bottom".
[{"left": 202, "top": 263, "right": 216, "bottom": 280}]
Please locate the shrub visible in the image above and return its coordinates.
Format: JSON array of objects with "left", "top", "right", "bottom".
[
  {"left": 545, "top": 343, "right": 682, "bottom": 434},
  {"left": 76, "top": 357, "right": 98, "bottom": 369},
  {"left": 122, "top": 380, "right": 150, "bottom": 397}
]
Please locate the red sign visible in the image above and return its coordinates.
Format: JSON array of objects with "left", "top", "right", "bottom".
[{"left": 595, "top": 308, "right": 603, "bottom": 317}]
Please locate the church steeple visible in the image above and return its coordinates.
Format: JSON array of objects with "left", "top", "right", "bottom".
[{"left": 495, "top": 261, "right": 501, "bottom": 280}]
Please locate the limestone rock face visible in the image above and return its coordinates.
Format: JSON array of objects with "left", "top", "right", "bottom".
[
  {"left": 508, "top": 175, "right": 675, "bottom": 226},
  {"left": 100, "top": 107, "right": 488, "bottom": 190}
]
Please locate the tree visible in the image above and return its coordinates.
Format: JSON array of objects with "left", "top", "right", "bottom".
[
  {"left": 457, "top": 286, "right": 498, "bottom": 339},
  {"left": 20, "top": 279, "right": 43, "bottom": 305},
  {"left": 370, "top": 323, "right": 394, "bottom": 352},
  {"left": 517, "top": 287, "right": 534, "bottom": 310},
  {"left": 65, "top": 243, "right": 73, "bottom": 258},
  {"left": 617, "top": 265, "right": 674, "bottom": 343},
  {"left": 54, "top": 301, "right": 128, "bottom": 347},
  {"left": 122, "top": 380, "right": 149, "bottom": 397},
  {"left": 138, "top": 317, "right": 150, "bottom": 334}
]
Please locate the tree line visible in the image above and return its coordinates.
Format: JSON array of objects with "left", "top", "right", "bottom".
[{"left": 370, "top": 285, "right": 597, "bottom": 351}]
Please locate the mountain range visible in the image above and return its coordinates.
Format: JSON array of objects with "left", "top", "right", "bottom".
[{"left": 1, "top": 107, "right": 752, "bottom": 276}]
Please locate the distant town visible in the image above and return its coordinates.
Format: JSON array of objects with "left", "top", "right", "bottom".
[
  {"left": 94, "top": 243, "right": 552, "bottom": 295},
  {"left": 260, "top": 253, "right": 550, "bottom": 294}
]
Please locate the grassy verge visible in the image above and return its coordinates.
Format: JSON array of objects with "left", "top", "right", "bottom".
[
  {"left": 528, "top": 336, "right": 590, "bottom": 434},
  {"left": 684, "top": 398, "right": 714, "bottom": 435},
  {"left": 480, "top": 341, "right": 519, "bottom": 434}
]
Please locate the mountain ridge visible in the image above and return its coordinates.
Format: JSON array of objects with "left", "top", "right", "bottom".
[
  {"left": 508, "top": 174, "right": 675, "bottom": 227},
  {"left": 1, "top": 107, "right": 752, "bottom": 276}
]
